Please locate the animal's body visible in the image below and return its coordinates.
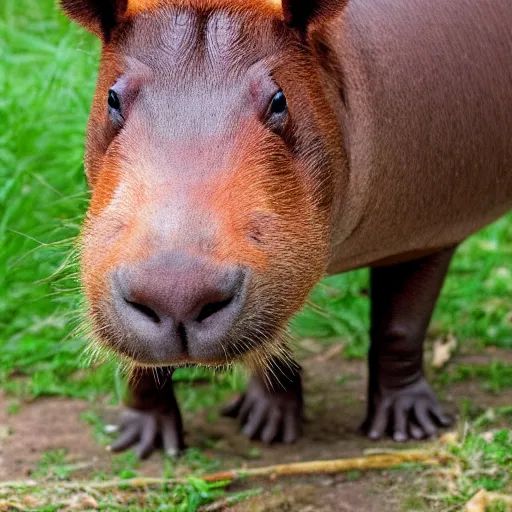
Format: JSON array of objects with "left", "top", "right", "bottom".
[
  {"left": 327, "top": 0, "right": 512, "bottom": 273},
  {"left": 61, "top": 0, "right": 512, "bottom": 457}
]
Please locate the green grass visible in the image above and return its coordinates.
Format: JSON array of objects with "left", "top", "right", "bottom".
[
  {"left": 5, "top": 455, "right": 253, "bottom": 511},
  {"left": 408, "top": 407, "right": 512, "bottom": 511},
  {"left": 449, "top": 427, "right": 512, "bottom": 497},
  {"left": 439, "top": 361, "right": 512, "bottom": 394},
  {"left": 1, "top": 1, "right": 512, "bottom": 510},
  {"left": 1, "top": 0, "right": 104, "bottom": 398}
]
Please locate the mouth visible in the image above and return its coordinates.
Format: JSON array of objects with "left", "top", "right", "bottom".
[{"left": 88, "top": 309, "right": 233, "bottom": 368}]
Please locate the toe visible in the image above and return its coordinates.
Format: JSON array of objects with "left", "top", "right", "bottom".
[
  {"left": 134, "top": 415, "right": 158, "bottom": 460},
  {"left": 429, "top": 403, "right": 454, "bottom": 427},
  {"left": 261, "top": 408, "right": 282, "bottom": 444},
  {"left": 283, "top": 409, "right": 301, "bottom": 444},
  {"left": 238, "top": 396, "right": 255, "bottom": 426},
  {"left": 367, "top": 399, "right": 391, "bottom": 440},
  {"left": 242, "top": 402, "right": 267, "bottom": 439},
  {"left": 392, "top": 402, "right": 409, "bottom": 442},
  {"left": 408, "top": 419, "right": 425, "bottom": 439},
  {"left": 161, "top": 414, "right": 184, "bottom": 457},
  {"left": 221, "top": 395, "right": 244, "bottom": 418},
  {"left": 414, "top": 401, "right": 437, "bottom": 438},
  {"left": 110, "top": 424, "right": 140, "bottom": 453}
]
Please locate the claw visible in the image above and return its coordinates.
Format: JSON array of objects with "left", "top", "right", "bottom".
[
  {"left": 221, "top": 395, "right": 244, "bottom": 418},
  {"left": 414, "top": 401, "right": 437, "bottom": 438},
  {"left": 261, "top": 409, "right": 282, "bottom": 444},
  {"left": 409, "top": 422, "right": 424, "bottom": 440},
  {"left": 104, "top": 424, "right": 120, "bottom": 434},
  {"left": 110, "top": 424, "right": 140, "bottom": 453}
]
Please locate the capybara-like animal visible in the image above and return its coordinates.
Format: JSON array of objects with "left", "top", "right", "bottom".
[{"left": 60, "top": 0, "right": 512, "bottom": 457}]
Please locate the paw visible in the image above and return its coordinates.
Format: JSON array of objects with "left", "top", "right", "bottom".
[
  {"left": 361, "top": 377, "right": 454, "bottom": 442},
  {"left": 222, "top": 375, "right": 303, "bottom": 444},
  {"left": 108, "top": 407, "right": 184, "bottom": 459}
]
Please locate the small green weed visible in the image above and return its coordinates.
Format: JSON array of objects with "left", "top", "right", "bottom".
[
  {"left": 31, "top": 449, "right": 73, "bottom": 480},
  {"left": 412, "top": 408, "right": 512, "bottom": 510},
  {"left": 440, "top": 362, "right": 512, "bottom": 393}
]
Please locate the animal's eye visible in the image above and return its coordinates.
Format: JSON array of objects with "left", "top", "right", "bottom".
[
  {"left": 270, "top": 90, "right": 287, "bottom": 115},
  {"left": 108, "top": 89, "right": 121, "bottom": 111}
]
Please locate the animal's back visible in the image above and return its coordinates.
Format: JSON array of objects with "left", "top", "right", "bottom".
[{"left": 327, "top": 0, "right": 512, "bottom": 272}]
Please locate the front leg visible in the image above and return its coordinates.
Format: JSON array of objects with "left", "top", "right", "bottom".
[
  {"left": 223, "top": 356, "right": 304, "bottom": 444},
  {"left": 362, "top": 247, "right": 457, "bottom": 441},
  {"left": 110, "top": 367, "right": 184, "bottom": 459}
]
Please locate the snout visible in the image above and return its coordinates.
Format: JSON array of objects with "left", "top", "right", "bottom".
[{"left": 110, "top": 252, "right": 248, "bottom": 365}]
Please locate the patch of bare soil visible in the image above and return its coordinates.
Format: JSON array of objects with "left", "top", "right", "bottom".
[
  {"left": 226, "top": 476, "right": 401, "bottom": 512},
  {"left": 0, "top": 347, "right": 510, "bottom": 510}
]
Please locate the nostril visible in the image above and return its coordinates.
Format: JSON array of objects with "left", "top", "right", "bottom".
[
  {"left": 125, "top": 299, "right": 161, "bottom": 323},
  {"left": 177, "top": 322, "right": 187, "bottom": 346},
  {"left": 196, "top": 296, "right": 234, "bottom": 323}
]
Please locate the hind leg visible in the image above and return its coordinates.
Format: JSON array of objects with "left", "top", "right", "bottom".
[{"left": 361, "top": 247, "right": 457, "bottom": 441}]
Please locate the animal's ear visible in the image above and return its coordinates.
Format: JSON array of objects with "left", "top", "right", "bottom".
[
  {"left": 281, "top": 0, "right": 346, "bottom": 31},
  {"left": 60, "top": 0, "right": 128, "bottom": 40}
]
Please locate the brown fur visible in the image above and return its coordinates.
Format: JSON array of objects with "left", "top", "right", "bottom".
[
  {"left": 66, "top": 0, "right": 344, "bottom": 367},
  {"left": 324, "top": 0, "right": 512, "bottom": 272}
]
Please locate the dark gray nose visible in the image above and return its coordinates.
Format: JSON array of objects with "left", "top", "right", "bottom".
[{"left": 111, "top": 252, "right": 247, "bottom": 363}]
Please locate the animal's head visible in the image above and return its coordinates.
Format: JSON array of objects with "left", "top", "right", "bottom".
[{"left": 62, "top": 0, "right": 347, "bottom": 368}]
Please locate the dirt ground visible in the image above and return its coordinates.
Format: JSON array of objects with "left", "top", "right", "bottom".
[{"left": 1, "top": 346, "right": 511, "bottom": 511}]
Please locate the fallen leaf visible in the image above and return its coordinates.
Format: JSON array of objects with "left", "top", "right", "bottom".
[
  {"left": 481, "top": 430, "right": 495, "bottom": 443},
  {"left": 22, "top": 495, "right": 43, "bottom": 508},
  {"left": 432, "top": 334, "right": 457, "bottom": 369},
  {"left": 0, "top": 425, "right": 11, "bottom": 440},
  {"left": 465, "top": 489, "right": 488, "bottom": 512},
  {"left": 80, "top": 495, "right": 99, "bottom": 509},
  {"left": 67, "top": 493, "right": 99, "bottom": 510}
]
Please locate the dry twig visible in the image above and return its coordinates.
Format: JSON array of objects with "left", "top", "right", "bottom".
[{"left": 0, "top": 449, "right": 450, "bottom": 493}]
